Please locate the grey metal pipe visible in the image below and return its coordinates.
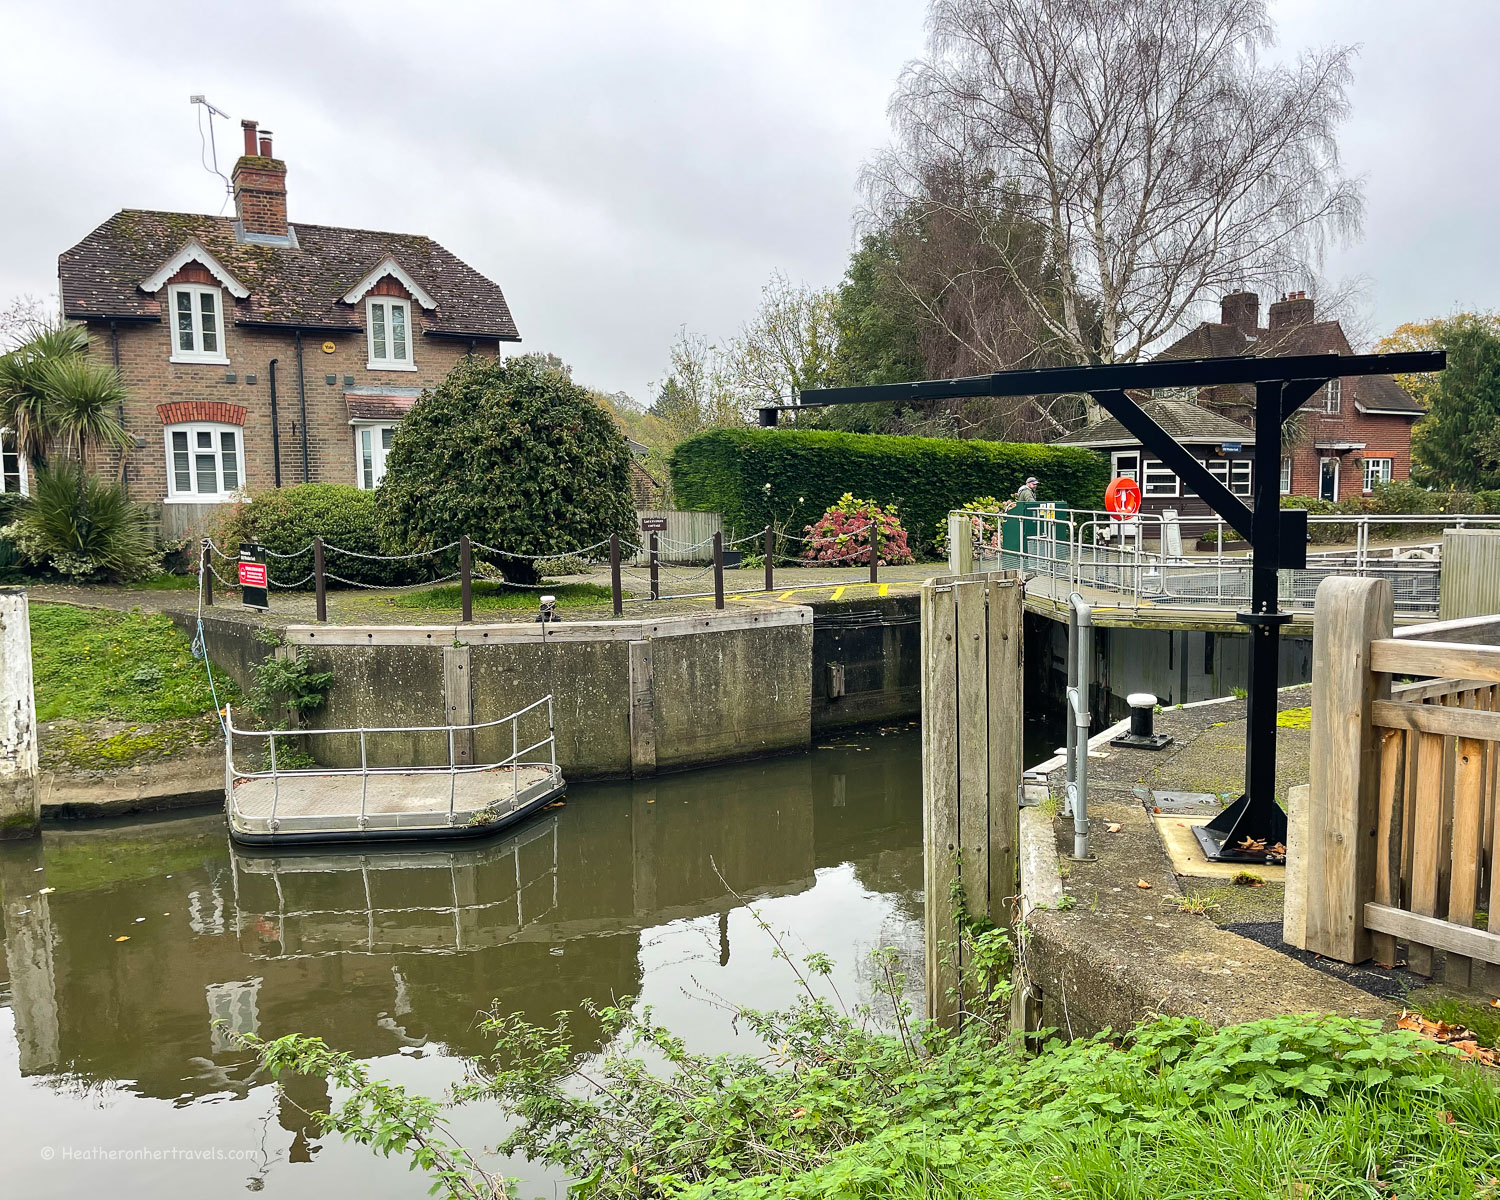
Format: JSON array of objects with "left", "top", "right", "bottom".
[{"left": 1065, "top": 591, "right": 1093, "bottom": 860}]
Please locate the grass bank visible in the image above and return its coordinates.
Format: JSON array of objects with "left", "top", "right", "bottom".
[
  {"left": 381, "top": 580, "right": 615, "bottom": 617},
  {"left": 28, "top": 602, "right": 238, "bottom": 770}
]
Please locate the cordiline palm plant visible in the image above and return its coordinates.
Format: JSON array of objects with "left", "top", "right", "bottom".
[
  {"left": 0, "top": 323, "right": 129, "bottom": 466},
  {"left": 10, "top": 460, "right": 153, "bottom": 580}
]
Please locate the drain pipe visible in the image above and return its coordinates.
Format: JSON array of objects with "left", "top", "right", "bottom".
[
  {"left": 1064, "top": 591, "right": 1093, "bottom": 860},
  {"left": 268, "top": 358, "right": 283, "bottom": 488},
  {"left": 109, "top": 320, "right": 127, "bottom": 484},
  {"left": 294, "top": 331, "right": 310, "bottom": 483}
]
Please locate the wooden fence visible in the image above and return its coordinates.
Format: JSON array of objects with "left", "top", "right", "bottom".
[
  {"left": 1304, "top": 576, "right": 1500, "bottom": 990},
  {"left": 628, "top": 510, "right": 723, "bottom": 565},
  {"left": 921, "top": 571, "right": 1022, "bottom": 1027}
]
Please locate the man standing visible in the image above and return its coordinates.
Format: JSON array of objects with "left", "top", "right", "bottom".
[{"left": 1016, "top": 476, "right": 1038, "bottom": 503}]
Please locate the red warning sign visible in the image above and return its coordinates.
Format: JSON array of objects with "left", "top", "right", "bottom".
[
  {"left": 238, "top": 561, "right": 268, "bottom": 588},
  {"left": 1104, "top": 476, "right": 1142, "bottom": 520}
]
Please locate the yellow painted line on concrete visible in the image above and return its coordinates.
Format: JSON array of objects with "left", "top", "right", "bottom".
[
  {"left": 779, "top": 590, "right": 796, "bottom": 601},
  {"left": 879, "top": 583, "right": 889, "bottom": 596},
  {"left": 831, "top": 586, "right": 846, "bottom": 600}
]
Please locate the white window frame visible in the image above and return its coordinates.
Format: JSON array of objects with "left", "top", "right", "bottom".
[
  {"left": 1229, "top": 458, "right": 1252, "bottom": 498},
  {"left": 2, "top": 427, "right": 29, "bottom": 497},
  {"left": 168, "top": 284, "right": 230, "bottom": 365},
  {"left": 354, "top": 423, "right": 398, "bottom": 490},
  {"left": 163, "top": 422, "right": 244, "bottom": 503},
  {"left": 1111, "top": 451, "right": 1139, "bottom": 482},
  {"left": 1142, "top": 459, "right": 1178, "bottom": 498},
  {"left": 1364, "top": 456, "right": 1393, "bottom": 493},
  {"left": 1324, "top": 378, "right": 1342, "bottom": 414},
  {"left": 366, "top": 297, "right": 416, "bottom": 371},
  {"left": 1280, "top": 456, "right": 1292, "bottom": 495}
]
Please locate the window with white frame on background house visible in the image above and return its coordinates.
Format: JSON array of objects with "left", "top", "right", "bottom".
[
  {"left": 1324, "top": 378, "right": 1342, "bottom": 414},
  {"left": 169, "top": 284, "right": 228, "bottom": 363},
  {"left": 1364, "top": 456, "right": 1393, "bottom": 492},
  {"left": 367, "top": 298, "right": 413, "bottom": 369},
  {"left": 1111, "top": 451, "right": 1139, "bottom": 481},
  {"left": 2, "top": 428, "right": 27, "bottom": 495},
  {"left": 1280, "top": 456, "right": 1292, "bottom": 494},
  {"left": 356, "top": 424, "right": 396, "bottom": 489},
  {"left": 1202, "top": 458, "right": 1253, "bottom": 498},
  {"left": 165, "top": 423, "right": 242, "bottom": 501},
  {"left": 1143, "top": 459, "right": 1178, "bottom": 497}
]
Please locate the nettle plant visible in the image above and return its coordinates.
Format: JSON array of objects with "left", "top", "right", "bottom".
[{"left": 801, "top": 494, "right": 914, "bottom": 566}]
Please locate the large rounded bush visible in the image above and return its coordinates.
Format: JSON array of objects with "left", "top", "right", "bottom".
[
  {"left": 215, "top": 484, "right": 425, "bottom": 588},
  {"left": 378, "top": 357, "right": 637, "bottom": 583}
]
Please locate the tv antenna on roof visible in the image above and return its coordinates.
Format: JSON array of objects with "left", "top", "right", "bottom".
[{"left": 190, "top": 94, "right": 234, "bottom": 210}]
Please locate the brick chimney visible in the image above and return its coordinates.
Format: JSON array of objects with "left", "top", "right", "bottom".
[
  {"left": 231, "top": 119, "right": 288, "bottom": 239},
  {"left": 1219, "top": 291, "right": 1260, "bottom": 337},
  {"left": 1268, "top": 290, "right": 1315, "bottom": 331}
]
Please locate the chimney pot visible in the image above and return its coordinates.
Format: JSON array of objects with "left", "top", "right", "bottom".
[
  {"left": 258, "top": 131, "right": 273, "bottom": 157},
  {"left": 241, "top": 119, "right": 258, "bottom": 157}
]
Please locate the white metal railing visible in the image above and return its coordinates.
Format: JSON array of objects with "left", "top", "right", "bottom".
[
  {"left": 225, "top": 695, "right": 557, "bottom": 828},
  {"left": 950, "top": 508, "right": 1500, "bottom": 619}
]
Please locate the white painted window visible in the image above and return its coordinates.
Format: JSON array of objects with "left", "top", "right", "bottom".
[
  {"left": 356, "top": 424, "right": 397, "bottom": 489},
  {"left": 2, "top": 428, "right": 27, "bottom": 496},
  {"left": 168, "top": 285, "right": 229, "bottom": 364},
  {"left": 367, "top": 298, "right": 414, "bottom": 370},
  {"left": 1111, "top": 451, "right": 1139, "bottom": 481},
  {"left": 1280, "top": 457, "right": 1292, "bottom": 495},
  {"left": 1229, "top": 459, "right": 1252, "bottom": 497},
  {"left": 1324, "top": 378, "right": 1342, "bottom": 414},
  {"left": 164, "top": 423, "right": 243, "bottom": 502},
  {"left": 1364, "top": 456, "right": 1393, "bottom": 492},
  {"left": 1143, "top": 459, "right": 1178, "bottom": 498}
]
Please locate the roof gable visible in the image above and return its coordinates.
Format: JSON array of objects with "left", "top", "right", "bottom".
[
  {"left": 341, "top": 256, "right": 438, "bottom": 310},
  {"left": 139, "top": 238, "right": 249, "bottom": 298}
]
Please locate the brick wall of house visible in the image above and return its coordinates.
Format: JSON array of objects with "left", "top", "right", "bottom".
[
  {"left": 83, "top": 298, "right": 494, "bottom": 512},
  {"left": 1283, "top": 378, "right": 1417, "bottom": 501}
]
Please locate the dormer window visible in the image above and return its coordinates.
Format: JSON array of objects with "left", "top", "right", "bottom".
[
  {"left": 367, "top": 298, "right": 415, "bottom": 370},
  {"left": 170, "top": 284, "right": 229, "bottom": 364}
]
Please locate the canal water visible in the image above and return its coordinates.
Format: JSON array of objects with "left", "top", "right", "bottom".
[{"left": 0, "top": 726, "right": 929, "bottom": 1198}]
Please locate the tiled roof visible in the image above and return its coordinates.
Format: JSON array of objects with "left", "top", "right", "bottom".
[
  {"left": 346, "top": 393, "right": 419, "bottom": 422},
  {"left": 58, "top": 209, "right": 520, "bottom": 340},
  {"left": 1053, "top": 396, "right": 1256, "bottom": 448}
]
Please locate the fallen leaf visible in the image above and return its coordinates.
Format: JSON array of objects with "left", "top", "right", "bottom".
[
  {"left": 790, "top": 1107, "right": 806, "bottom": 1119},
  {"left": 1152, "top": 806, "right": 1162, "bottom": 813},
  {"left": 1106, "top": 823, "right": 1122, "bottom": 833},
  {"left": 114, "top": 936, "right": 130, "bottom": 943},
  {"left": 38, "top": 887, "right": 54, "bottom": 895},
  {"left": 1136, "top": 880, "right": 1153, "bottom": 890}
]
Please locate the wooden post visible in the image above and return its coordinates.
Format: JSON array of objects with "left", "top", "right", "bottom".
[
  {"left": 313, "top": 536, "right": 327, "bottom": 623},
  {"left": 921, "top": 571, "right": 1022, "bottom": 1029},
  {"left": 649, "top": 532, "right": 660, "bottom": 601},
  {"left": 0, "top": 587, "right": 40, "bottom": 839},
  {"left": 201, "top": 541, "right": 213, "bottom": 606},
  {"left": 869, "top": 520, "right": 879, "bottom": 585},
  {"left": 713, "top": 532, "right": 724, "bottom": 610},
  {"left": 459, "top": 535, "right": 473, "bottom": 623},
  {"left": 609, "top": 534, "right": 623, "bottom": 617},
  {"left": 948, "top": 513, "right": 974, "bottom": 576},
  {"left": 763, "top": 525, "right": 773, "bottom": 592},
  {"left": 1304, "top": 576, "right": 1392, "bottom": 962}
]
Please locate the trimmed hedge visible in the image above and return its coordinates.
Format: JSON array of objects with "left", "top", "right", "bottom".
[
  {"left": 214, "top": 484, "right": 430, "bottom": 589},
  {"left": 670, "top": 429, "right": 1109, "bottom": 555}
]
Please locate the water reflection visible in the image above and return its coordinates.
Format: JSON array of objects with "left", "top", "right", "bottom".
[{"left": 0, "top": 728, "right": 921, "bottom": 1198}]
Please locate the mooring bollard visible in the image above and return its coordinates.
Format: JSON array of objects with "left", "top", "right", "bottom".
[
  {"left": 764, "top": 525, "right": 773, "bottom": 592},
  {"left": 869, "top": 522, "right": 879, "bottom": 585},
  {"left": 609, "top": 533, "right": 623, "bottom": 617},
  {"left": 1109, "top": 692, "right": 1171, "bottom": 750},
  {"left": 649, "top": 532, "right": 660, "bottom": 601},
  {"left": 459, "top": 535, "right": 473, "bottom": 623},
  {"left": 313, "top": 536, "right": 327, "bottom": 623},
  {"left": 713, "top": 532, "right": 725, "bottom": 609}
]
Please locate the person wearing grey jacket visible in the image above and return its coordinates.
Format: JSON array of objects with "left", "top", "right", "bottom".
[{"left": 1016, "top": 476, "right": 1038, "bottom": 503}]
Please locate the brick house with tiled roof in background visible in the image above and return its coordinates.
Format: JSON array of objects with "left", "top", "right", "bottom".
[
  {"left": 55, "top": 119, "right": 520, "bottom": 537},
  {"left": 1154, "top": 291, "right": 1423, "bottom": 503}
]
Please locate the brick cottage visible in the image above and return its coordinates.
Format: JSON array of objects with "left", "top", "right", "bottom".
[
  {"left": 1054, "top": 292, "right": 1423, "bottom": 510},
  {"left": 54, "top": 120, "right": 521, "bottom": 537}
]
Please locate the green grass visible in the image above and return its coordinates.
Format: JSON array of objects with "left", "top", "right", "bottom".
[
  {"left": 382, "top": 580, "right": 614, "bottom": 614},
  {"left": 133, "top": 572, "right": 199, "bottom": 591},
  {"left": 1410, "top": 994, "right": 1500, "bottom": 1049},
  {"left": 28, "top": 602, "right": 236, "bottom": 723}
]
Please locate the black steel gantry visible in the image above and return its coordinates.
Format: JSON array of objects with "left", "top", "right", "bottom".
[{"left": 763, "top": 350, "right": 1445, "bottom": 861}]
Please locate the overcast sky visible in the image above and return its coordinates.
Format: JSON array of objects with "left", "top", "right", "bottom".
[{"left": 1, "top": 0, "right": 1496, "bottom": 400}]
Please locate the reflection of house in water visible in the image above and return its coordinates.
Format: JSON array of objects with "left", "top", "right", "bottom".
[{"left": 0, "top": 733, "right": 922, "bottom": 1129}]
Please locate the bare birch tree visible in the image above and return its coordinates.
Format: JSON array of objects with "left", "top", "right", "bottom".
[
  {"left": 723, "top": 272, "right": 840, "bottom": 406},
  {"left": 863, "top": 0, "right": 1363, "bottom": 427}
]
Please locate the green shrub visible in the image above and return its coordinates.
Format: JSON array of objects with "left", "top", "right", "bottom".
[
  {"left": 214, "top": 484, "right": 425, "bottom": 589},
  {"left": 6, "top": 461, "right": 154, "bottom": 581},
  {"left": 379, "top": 357, "right": 636, "bottom": 585},
  {"left": 934, "top": 495, "right": 1007, "bottom": 554},
  {"left": 670, "top": 428, "right": 1108, "bottom": 555},
  {"left": 801, "top": 494, "right": 914, "bottom": 565}
]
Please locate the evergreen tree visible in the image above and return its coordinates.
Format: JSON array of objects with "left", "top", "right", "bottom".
[{"left": 1412, "top": 317, "right": 1500, "bottom": 490}]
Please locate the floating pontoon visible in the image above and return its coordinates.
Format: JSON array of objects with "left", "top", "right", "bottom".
[{"left": 223, "top": 696, "right": 565, "bottom": 845}]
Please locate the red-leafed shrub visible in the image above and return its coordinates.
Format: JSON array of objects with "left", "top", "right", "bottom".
[{"left": 800, "top": 494, "right": 914, "bottom": 565}]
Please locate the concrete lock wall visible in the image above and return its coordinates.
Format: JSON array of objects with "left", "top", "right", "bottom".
[
  {"left": 1, "top": 588, "right": 41, "bottom": 838},
  {"left": 278, "top": 609, "right": 815, "bottom": 779}
]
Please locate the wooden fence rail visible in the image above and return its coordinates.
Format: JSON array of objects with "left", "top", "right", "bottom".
[{"left": 1304, "top": 577, "right": 1500, "bottom": 990}]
